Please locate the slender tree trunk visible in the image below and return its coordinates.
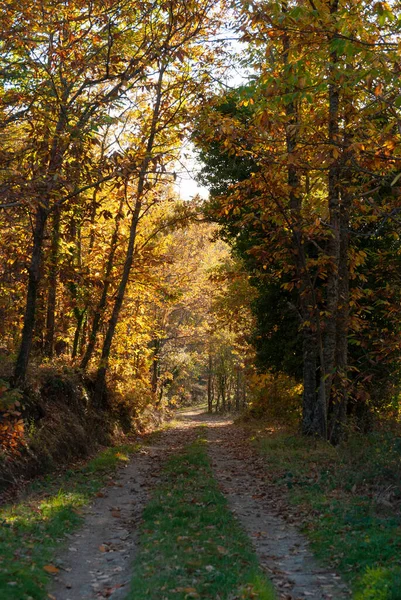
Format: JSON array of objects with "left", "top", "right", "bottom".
[
  {"left": 323, "top": 0, "right": 341, "bottom": 416},
  {"left": 221, "top": 375, "right": 226, "bottom": 412},
  {"left": 207, "top": 350, "right": 213, "bottom": 413},
  {"left": 282, "top": 24, "right": 323, "bottom": 436},
  {"left": 14, "top": 206, "right": 48, "bottom": 384},
  {"left": 93, "top": 64, "right": 166, "bottom": 402},
  {"left": 329, "top": 189, "right": 350, "bottom": 442},
  {"left": 72, "top": 310, "right": 85, "bottom": 359},
  {"left": 151, "top": 339, "right": 160, "bottom": 395},
  {"left": 79, "top": 315, "right": 87, "bottom": 356},
  {"left": 302, "top": 327, "right": 317, "bottom": 434},
  {"left": 94, "top": 196, "right": 142, "bottom": 403},
  {"left": 14, "top": 107, "right": 68, "bottom": 383},
  {"left": 235, "top": 367, "right": 241, "bottom": 411},
  {"left": 44, "top": 206, "right": 61, "bottom": 357},
  {"left": 80, "top": 194, "right": 125, "bottom": 369}
]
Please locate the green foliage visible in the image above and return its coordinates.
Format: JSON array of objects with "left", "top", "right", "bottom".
[
  {"left": 356, "top": 567, "right": 401, "bottom": 600},
  {"left": 128, "top": 435, "right": 275, "bottom": 600},
  {"left": 196, "top": 86, "right": 257, "bottom": 198},
  {"left": 251, "top": 283, "right": 302, "bottom": 378}
]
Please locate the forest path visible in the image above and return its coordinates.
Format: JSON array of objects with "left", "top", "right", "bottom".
[
  {"left": 48, "top": 418, "right": 198, "bottom": 600},
  {"left": 49, "top": 408, "right": 349, "bottom": 600},
  {"left": 201, "top": 413, "right": 350, "bottom": 600}
]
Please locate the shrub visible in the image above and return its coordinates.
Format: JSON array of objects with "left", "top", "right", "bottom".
[{"left": 246, "top": 371, "right": 302, "bottom": 425}]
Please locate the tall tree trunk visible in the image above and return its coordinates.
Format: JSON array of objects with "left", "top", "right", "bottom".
[
  {"left": 14, "top": 206, "right": 48, "bottom": 384},
  {"left": 220, "top": 375, "right": 226, "bottom": 412},
  {"left": 329, "top": 200, "right": 350, "bottom": 443},
  {"left": 93, "top": 64, "right": 166, "bottom": 402},
  {"left": 207, "top": 350, "right": 213, "bottom": 413},
  {"left": 14, "top": 108, "right": 68, "bottom": 384},
  {"left": 329, "top": 72, "right": 353, "bottom": 443},
  {"left": 235, "top": 367, "right": 241, "bottom": 411},
  {"left": 72, "top": 309, "right": 85, "bottom": 359},
  {"left": 80, "top": 194, "right": 125, "bottom": 369},
  {"left": 151, "top": 338, "right": 161, "bottom": 395},
  {"left": 282, "top": 21, "right": 323, "bottom": 436},
  {"left": 94, "top": 196, "right": 142, "bottom": 403},
  {"left": 302, "top": 327, "right": 317, "bottom": 434},
  {"left": 323, "top": 0, "right": 341, "bottom": 421},
  {"left": 44, "top": 206, "right": 61, "bottom": 357}
]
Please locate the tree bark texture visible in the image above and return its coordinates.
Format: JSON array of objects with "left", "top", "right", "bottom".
[
  {"left": 14, "top": 206, "right": 48, "bottom": 384},
  {"left": 44, "top": 206, "right": 61, "bottom": 357}
]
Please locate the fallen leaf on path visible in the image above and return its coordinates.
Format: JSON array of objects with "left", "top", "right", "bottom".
[
  {"left": 43, "top": 565, "right": 59, "bottom": 574},
  {"left": 173, "top": 587, "right": 198, "bottom": 594},
  {"left": 111, "top": 510, "right": 121, "bottom": 518},
  {"left": 99, "top": 545, "right": 108, "bottom": 552}
]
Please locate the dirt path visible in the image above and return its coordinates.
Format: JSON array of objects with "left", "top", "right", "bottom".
[
  {"left": 49, "top": 424, "right": 196, "bottom": 600},
  {"left": 49, "top": 409, "right": 350, "bottom": 600},
  {"left": 203, "top": 415, "right": 350, "bottom": 600}
]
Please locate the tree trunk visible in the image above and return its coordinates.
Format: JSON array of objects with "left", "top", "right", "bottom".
[
  {"left": 329, "top": 188, "right": 351, "bottom": 442},
  {"left": 280, "top": 18, "right": 324, "bottom": 436},
  {"left": 80, "top": 194, "right": 125, "bottom": 369},
  {"left": 302, "top": 326, "right": 317, "bottom": 434},
  {"left": 14, "top": 205, "right": 48, "bottom": 384},
  {"left": 151, "top": 339, "right": 160, "bottom": 395},
  {"left": 235, "top": 367, "right": 241, "bottom": 411},
  {"left": 44, "top": 206, "right": 61, "bottom": 357},
  {"left": 323, "top": 0, "right": 341, "bottom": 419},
  {"left": 207, "top": 350, "right": 213, "bottom": 412},
  {"left": 72, "top": 310, "right": 85, "bottom": 359},
  {"left": 14, "top": 106, "right": 68, "bottom": 383},
  {"left": 94, "top": 196, "right": 142, "bottom": 403},
  {"left": 94, "top": 64, "right": 166, "bottom": 402}
]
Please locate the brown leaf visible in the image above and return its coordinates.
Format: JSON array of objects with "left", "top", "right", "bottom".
[
  {"left": 43, "top": 565, "right": 59, "bottom": 574},
  {"left": 174, "top": 587, "right": 198, "bottom": 594}
]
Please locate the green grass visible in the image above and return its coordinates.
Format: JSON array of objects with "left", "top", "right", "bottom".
[
  {"left": 252, "top": 429, "right": 401, "bottom": 600},
  {"left": 0, "top": 443, "right": 139, "bottom": 600},
  {"left": 128, "top": 435, "right": 276, "bottom": 600}
]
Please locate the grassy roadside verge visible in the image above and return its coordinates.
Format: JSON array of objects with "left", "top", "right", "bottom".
[
  {"left": 250, "top": 427, "right": 401, "bottom": 600},
  {"left": 0, "top": 443, "right": 139, "bottom": 600},
  {"left": 128, "top": 435, "right": 276, "bottom": 600}
]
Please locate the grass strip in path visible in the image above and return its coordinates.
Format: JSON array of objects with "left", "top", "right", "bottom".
[
  {"left": 0, "top": 443, "right": 139, "bottom": 600},
  {"left": 128, "top": 434, "right": 276, "bottom": 600},
  {"left": 252, "top": 429, "right": 401, "bottom": 600}
]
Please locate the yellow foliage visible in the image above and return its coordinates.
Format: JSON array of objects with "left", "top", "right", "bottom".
[{"left": 247, "top": 372, "right": 303, "bottom": 425}]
